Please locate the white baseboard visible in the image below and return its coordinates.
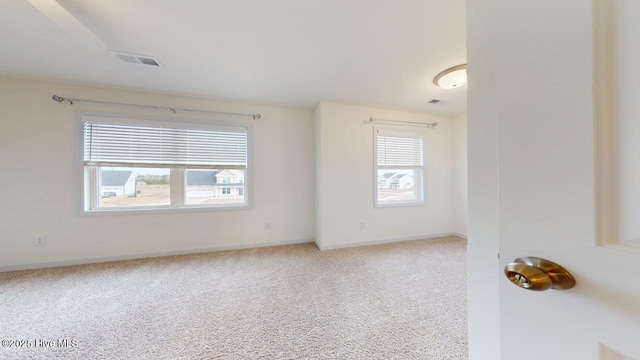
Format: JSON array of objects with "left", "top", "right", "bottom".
[
  {"left": 2, "top": 233, "right": 469, "bottom": 272},
  {"left": 0, "top": 238, "right": 314, "bottom": 273},
  {"left": 314, "top": 232, "right": 466, "bottom": 251},
  {"left": 452, "top": 232, "right": 468, "bottom": 239}
]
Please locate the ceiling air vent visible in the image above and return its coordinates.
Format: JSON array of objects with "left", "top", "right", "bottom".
[
  {"left": 110, "top": 51, "right": 160, "bottom": 67},
  {"left": 428, "top": 99, "right": 441, "bottom": 104}
]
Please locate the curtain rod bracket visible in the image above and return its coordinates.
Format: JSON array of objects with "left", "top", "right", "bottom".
[
  {"left": 52, "top": 94, "right": 72, "bottom": 105},
  {"left": 52, "top": 94, "right": 261, "bottom": 120}
]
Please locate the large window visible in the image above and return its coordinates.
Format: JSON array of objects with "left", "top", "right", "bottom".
[
  {"left": 82, "top": 115, "right": 250, "bottom": 212},
  {"left": 374, "top": 128, "right": 426, "bottom": 207}
]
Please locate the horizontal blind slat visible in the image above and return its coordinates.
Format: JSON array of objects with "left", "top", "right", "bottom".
[
  {"left": 84, "top": 121, "right": 248, "bottom": 167},
  {"left": 377, "top": 134, "right": 423, "bottom": 166}
]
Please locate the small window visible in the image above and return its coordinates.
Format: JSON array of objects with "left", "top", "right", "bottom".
[
  {"left": 374, "top": 128, "right": 426, "bottom": 207},
  {"left": 82, "top": 115, "right": 250, "bottom": 212}
]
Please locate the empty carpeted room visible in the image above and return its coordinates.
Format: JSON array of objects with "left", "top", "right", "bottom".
[
  {"left": 0, "top": 1, "right": 470, "bottom": 358},
  {"left": 6, "top": 1, "right": 639, "bottom": 360}
]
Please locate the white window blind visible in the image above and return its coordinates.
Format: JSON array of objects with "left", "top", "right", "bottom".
[
  {"left": 376, "top": 132, "right": 423, "bottom": 167},
  {"left": 83, "top": 121, "right": 247, "bottom": 169}
]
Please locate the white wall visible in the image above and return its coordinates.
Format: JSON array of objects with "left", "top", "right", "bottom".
[
  {"left": 0, "top": 78, "right": 315, "bottom": 270},
  {"left": 314, "top": 104, "right": 323, "bottom": 244},
  {"left": 452, "top": 112, "right": 468, "bottom": 237},
  {"left": 315, "top": 101, "right": 456, "bottom": 249}
]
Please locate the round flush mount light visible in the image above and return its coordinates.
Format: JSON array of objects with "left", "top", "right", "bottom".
[{"left": 433, "top": 64, "right": 467, "bottom": 89}]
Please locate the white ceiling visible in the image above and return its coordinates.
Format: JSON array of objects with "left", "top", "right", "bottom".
[{"left": 0, "top": 0, "right": 466, "bottom": 116}]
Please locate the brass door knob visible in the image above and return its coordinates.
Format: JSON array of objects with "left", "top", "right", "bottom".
[{"left": 504, "top": 257, "right": 575, "bottom": 291}]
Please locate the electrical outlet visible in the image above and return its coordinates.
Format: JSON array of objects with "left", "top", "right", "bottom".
[
  {"left": 34, "top": 235, "right": 47, "bottom": 246},
  {"left": 359, "top": 221, "right": 366, "bottom": 230},
  {"left": 265, "top": 222, "right": 272, "bottom": 230}
]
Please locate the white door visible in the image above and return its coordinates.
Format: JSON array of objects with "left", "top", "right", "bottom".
[{"left": 490, "top": 1, "right": 640, "bottom": 359}]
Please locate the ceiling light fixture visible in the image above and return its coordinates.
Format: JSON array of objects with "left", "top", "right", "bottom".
[{"left": 433, "top": 64, "right": 467, "bottom": 89}]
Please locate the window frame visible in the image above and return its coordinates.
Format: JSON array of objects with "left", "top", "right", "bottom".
[
  {"left": 373, "top": 126, "right": 427, "bottom": 208},
  {"left": 79, "top": 112, "right": 253, "bottom": 215}
]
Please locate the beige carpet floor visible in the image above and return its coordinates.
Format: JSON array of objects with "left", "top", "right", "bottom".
[{"left": 0, "top": 236, "right": 467, "bottom": 360}]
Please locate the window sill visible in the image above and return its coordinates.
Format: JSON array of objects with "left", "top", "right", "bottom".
[
  {"left": 81, "top": 203, "right": 251, "bottom": 216},
  {"left": 374, "top": 201, "right": 427, "bottom": 209}
]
